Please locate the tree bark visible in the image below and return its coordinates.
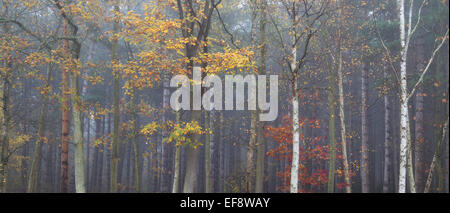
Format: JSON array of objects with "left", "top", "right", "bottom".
[
  {"left": 131, "top": 90, "right": 140, "bottom": 192},
  {"left": 290, "top": 51, "right": 300, "bottom": 193},
  {"left": 0, "top": 64, "right": 10, "bottom": 193},
  {"left": 327, "top": 62, "right": 336, "bottom": 193},
  {"left": 172, "top": 110, "right": 181, "bottom": 193},
  {"left": 60, "top": 21, "right": 70, "bottom": 193},
  {"left": 71, "top": 54, "right": 86, "bottom": 193},
  {"left": 425, "top": 120, "right": 449, "bottom": 192},
  {"left": 383, "top": 70, "right": 392, "bottom": 193},
  {"left": 27, "top": 62, "right": 52, "bottom": 192},
  {"left": 414, "top": 34, "right": 425, "bottom": 193},
  {"left": 205, "top": 110, "right": 212, "bottom": 193},
  {"left": 332, "top": 6, "right": 351, "bottom": 192},
  {"left": 255, "top": 0, "right": 267, "bottom": 193},
  {"left": 160, "top": 73, "right": 170, "bottom": 192},
  {"left": 110, "top": 0, "right": 121, "bottom": 193},
  {"left": 361, "top": 58, "right": 370, "bottom": 193}
]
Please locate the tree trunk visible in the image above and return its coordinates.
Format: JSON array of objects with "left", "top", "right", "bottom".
[
  {"left": 71, "top": 58, "right": 86, "bottom": 193},
  {"left": 131, "top": 91, "right": 140, "bottom": 192},
  {"left": 0, "top": 63, "right": 11, "bottom": 193},
  {"left": 383, "top": 71, "right": 392, "bottom": 193},
  {"left": 182, "top": 66, "right": 203, "bottom": 193},
  {"left": 289, "top": 15, "right": 300, "bottom": 191},
  {"left": 425, "top": 120, "right": 449, "bottom": 192},
  {"left": 60, "top": 21, "right": 70, "bottom": 193},
  {"left": 160, "top": 73, "right": 170, "bottom": 192},
  {"left": 414, "top": 35, "right": 425, "bottom": 193},
  {"left": 210, "top": 110, "right": 217, "bottom": 192},
  {"left": 110, "top": 1, "right": 121, "bottom": 193},
  {"left": 219, "top": 112, "right": 225, "bottom": 192},
  {"left": 172, "top": 111, "right": 181, "bottom": 193},
  {"left": 183, "top": 119, "right": 200, "bottom": 193},
  {"left": 397, "top": 0, "right": 412, "bottom": 193},
  {"left": 86, "top": 112, "right": 90, "bottom": 191},
  {"left": 327, "top": 62, "right": 336, "bottom": 193},
  {"left": 246, "top": 111, "right": 256, "bottom": 193},
  {"left": 255, "top": 0, "right": 267, "bottom": 193},
  {"left": 27, "top": 62, "right": 52, "bottom": 192},
  {"left": 205, "top": 110, "right": 212, "bottom": 193},
  {"left": 246, "top": 2, "right": 258, "bottom": 193},
  {"left": 97, "top": 116, "right": 105, "bottom": 192},
  {"left": 361, "top": 58, "right": 370, "bottom": 193},
  {"left": 90, "top": 118, "right": 100, "bottom": 192},
  {"left": 290, "top": 74, "right": 300, "bottom": 193}
]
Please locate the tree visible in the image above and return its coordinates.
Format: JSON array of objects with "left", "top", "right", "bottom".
[
  {"left": 110, "top": 0, "right": 121, "bottom": 193},
  {"left": 394, "top": 0, "right": 448, "bottom": 193},
  {"left": 270, "top": 0, "right": 329, "bottom": 193},
  {"left": 175, "top": 0, "right": 221, "bottom": 193},
  {"left": 27, "top": 59, "right": 52, "bottom": 192}
]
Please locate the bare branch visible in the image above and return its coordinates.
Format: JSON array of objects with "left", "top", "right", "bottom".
[{"left": 407, "top": 29, "right": 449, "bottom": 101}]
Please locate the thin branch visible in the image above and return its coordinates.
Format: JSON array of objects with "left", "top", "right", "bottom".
[
  {"left": 215, "top": 6, "right": 240, "bottom": 49},
  {"left": 406, "top": 29, "right": 449, "bottom": 101},
  {"left": 372, "top": 17, "right": 401, "bottom": 86}
]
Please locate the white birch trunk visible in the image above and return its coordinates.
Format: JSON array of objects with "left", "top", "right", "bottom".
[
  {"left": 290, "top": 38, "right": 299, "bottom": 192},
  {"left": 397, "top": 0, "right": 408, "bottom": 193},
  {"left": 291, "top": 80, "right": 299, "bottom": 193},
  {"left": 337, "top": 44, "right": 351, "bottom": 193}
]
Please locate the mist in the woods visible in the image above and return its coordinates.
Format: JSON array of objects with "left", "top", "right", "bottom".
[{"left": 0, "top": 0, "right": 449, "bottom": 193}]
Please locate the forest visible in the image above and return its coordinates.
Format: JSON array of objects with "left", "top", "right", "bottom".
[{"left": 0, "top": 0, "right": 448, "bottom": 193}]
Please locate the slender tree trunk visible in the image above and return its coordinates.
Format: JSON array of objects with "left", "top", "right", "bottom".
[
  {"left": 160, "top": 73, "right": 170, "bottom": 192},
  {"left": 0, "top": 4, "right": 10, "bottom": 194},
  {"left": 414, "top": 35, "right": 425, "bottom": 193},
  {"left": 255, "top": 0, "right": 267, "bottom": 193},
  {"left": 131, "top": 90, "right": 140, "bottom": 192},
  {"left": 110, "top": 1, "right": 120, "bottom": 193},
  {"left": 97, "top": 116, "right": 105, "bottom": 192},
  {"left": 361, "top": 58, "right": 370, "bottom": 193},
  {"left": 383, "top": 71, "right": 392, "bottom": 193},
  {"left": 327, "top": 63, "right": 337, "bottom": 193},
  {"left": 60, "top": 21, "right": 70, "bottom": 193},
  {"left": 205, "top": 110, "right": 212, "bottom": 193},
  {"left": 246, "top": 2, "right": 258, "bottom": 193},
  {"left": 91, "top": 117, "right": 101, "bottom": 192},
  {"left": 219, "top": 112, "right": 225, "bottom": 192},
  {"left": 290, "top": 79, "right": 300, "bottom": 193},
  {"left": 172, "top": 111, "right": 181, "bottom": 193},
  {"left": 125, "top": 139, "right": 131, "bottom": 192},
  {"left": 246, "top": 111, "right": 256, "bottom": 193},
  {"left": 210, "top": 110, "right": 216, "bottom": 192},
  {"left": 171, "top": 90, "right": 181, "bottom": 193},
  {"left": 27, "top": 62, "right": 52, "bottom": 192},
  {"left": 425, "top": 120, "right": 449, "bottom": 192},
  {"left": 290, "top": 20, "right": 300, "bottom": 192},
  {"left": 397, "top": 0, "right": 417, "bottom": 193},
  {"left": 0, "top": 64, "right": 10, "bottom": 193},
  {"left": 47, "top": 138, "right": 55, "bottom": 192},
  {"left": 86, "top": 112, "right": 90, "bottom": 191},
  {"left": 332, "top": 6, "right": 351, "bottom": 191},
  {"left": 105, "top": 112, "right": 111, "bottom": 192}
]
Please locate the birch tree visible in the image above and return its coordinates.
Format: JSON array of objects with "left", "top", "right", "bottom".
[
  {"left": 395, "top": 0, "right": 448, "bottom": 193},
  {"left": 270, "top": 0, "right": 329, "bottom": 193}
]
